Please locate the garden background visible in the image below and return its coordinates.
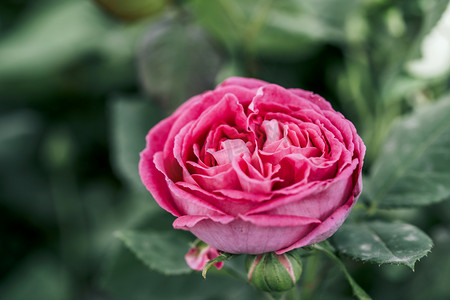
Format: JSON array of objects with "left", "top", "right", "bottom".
[{"left": 1, "top": 0, "right": 450, "bottom": 299}]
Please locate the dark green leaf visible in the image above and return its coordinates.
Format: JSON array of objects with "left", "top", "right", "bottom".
[
  {"left": 138, "top": 15, "right": 222, "bottom": 110},
  {"left": 116, "top": 230, "right": 193, "bottom": 275},
  {"left": 333, "top": 221, "right": 433, "bottom": 270},
  {"left": 367, "top": 95, "right": 450, "bottom": 208}
]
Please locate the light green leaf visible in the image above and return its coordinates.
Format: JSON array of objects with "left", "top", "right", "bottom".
[
  {"left": 116, "top": 230, "right": 193, "bottom": 275},
  {"left": 109, "top": 96, "right": 162, "bottom": 190},
  {"left": 367, "top": 95, "right": 450, "bottom": 208},
  {"left": 409, "top": 0, "right": 450, "bottom": 61},
  {"left": 380, "top": 0, "right": 450, "bottom": 93},
  {"left": 332, "top": 221, "right": 433, "bottom": 270},
  {"left": 190, "top": 0, "right": 361, "bottom": 57},
  {"left": 138, "top": 15, "right": 222, "bottom": 110}
]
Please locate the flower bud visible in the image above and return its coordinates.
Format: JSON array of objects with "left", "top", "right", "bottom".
[
  {"left": 246, "top": 251, "right": 302, "bottom": 293},
  {"left": 185, "top": 240, "right": 224, "bottom": 271}
]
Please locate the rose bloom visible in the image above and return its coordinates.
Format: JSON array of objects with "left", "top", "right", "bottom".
[{"left": 139, "top": 77, "right": 365, "bottom": 254}]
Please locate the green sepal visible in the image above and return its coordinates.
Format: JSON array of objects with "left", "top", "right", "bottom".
[
  {"left": 246, "top": 251, "right": 303, "bottom": 293},
  {"left": 202, "top": 253, "right": 234, "bottom": 279}
]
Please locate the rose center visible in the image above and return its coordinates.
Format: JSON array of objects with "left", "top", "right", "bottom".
[{"left": 207, "top": 139, "right": 251, "bottom": 165}]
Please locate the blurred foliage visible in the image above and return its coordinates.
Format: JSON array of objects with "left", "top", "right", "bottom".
[
  {"left": 94, "top": 0, "right": 167, "bottom": 21},
  {"left": 0, "top": 0, "right": 449, "bottom": 299},
  {"left": 137, "top": 13, "right": 222, "bottom": 110}
]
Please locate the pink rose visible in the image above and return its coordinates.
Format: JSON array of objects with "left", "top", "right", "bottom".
[
  {"left": 185, "top": 241, "right": 224, "bottom": 271},
  {"left": 139, "top": 77, "right": 365, "bottom": 254}
]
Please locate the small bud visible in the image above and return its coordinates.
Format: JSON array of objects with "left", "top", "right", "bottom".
[
  {"left": 246, "top": 251, "right": 303, "bottom": 293},
  {"left": 185, "top": 240, "right": 224, "bottom": 271}
]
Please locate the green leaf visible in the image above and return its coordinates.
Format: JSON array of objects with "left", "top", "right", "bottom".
[
  {"left": 138, "top": 15, "right": 222, "bottom": 110},
  {"left": 109, "top": 96, "right": 163, "bottom": 190},
  {"left": 116, "top": 230, "right": 193, "bottom": 275},
  {"left": 332, "top": 221, "right": 433, "bottom": 270},
  {"left": 312, "top": 242, "right": 372, "bottom": 300},
  {"left": 367, "top": 95, "right": 450, "bottom": 208}
]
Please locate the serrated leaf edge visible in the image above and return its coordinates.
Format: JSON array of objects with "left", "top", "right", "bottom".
[{"left": 333, "top": 222, "right": 434, "bottom": 270}]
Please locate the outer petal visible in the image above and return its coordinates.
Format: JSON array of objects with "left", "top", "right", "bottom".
[
  {"left": 175, "top": 181, "right": 259, "bottom": 216},
  {"left": 139, "top": 116, "right": 181, "bottom": 216},
  {"left": 152, "top": 152, "right": 234, "bottom": 219},
  {"left": 251, "top": 159, "right": 358, "bottom": 216},
  {"left": 238, "top": 214, "right": 321, "bottom": 227},
  {"left": 188, "top": 218, "right": 318, "bottom": 254},
  {"left": 173, "top": 214, "right": 234, "bottom": 229},
  {"left": 219, "top": 77, "right": 269, "bottom": 89},
  {"left": 288, "top": 88, "right": 334, "bottom": 111},
  {"left": 249, "top": 85, "right": 322, "bottom": 113},
  {"left": 276, "top": 193, "right": 358, "bottom": 254}
]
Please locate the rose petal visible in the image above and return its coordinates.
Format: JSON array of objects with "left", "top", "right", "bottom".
[
  {"left": 208, "top": 139, "right": 250, "bottom": 165},
  {"left": 219, "top": 77, "right": 268, "bottom": 90},
  {"left": 173, "top": 214, "right": 235, "bottom": 229},
  {"left": 192, "top": 166, "right": 241, "bottom": 191},
  {"left": 176, "top": 181, "right": 258, "bottom": 215},
  {"left": 239, "top": 214, "right": 321, "bottom": 227},
  {"left": 275, "top": 193, "right": 357, "bottom": 254},
  {"left": 139, "top": 114, "right": 182, "bottom": 217},
  {"left": 289, "top": 88, "right": 333, "bottom": 111},
  {"left": 188, "top": 218, "right": 318, "bottom": 254}
]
